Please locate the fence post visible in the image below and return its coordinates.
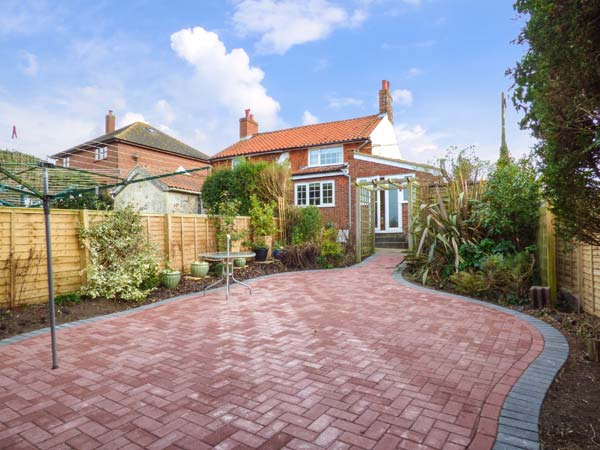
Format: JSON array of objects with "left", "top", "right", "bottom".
[
  {"left": 164, "top": 213, "right": 172, "bottom": 266},
  {"left": 9, "top": 210, "right": 15, "bottom": 309},
  {"left": 79, "top": 209, "right": 91, "bottom": 285},
  {"left": 355, "top": 187, "right": 362, "bottom": 263},
  {"left": 545, "top": 208, "right": 558, "bottom": 306}
]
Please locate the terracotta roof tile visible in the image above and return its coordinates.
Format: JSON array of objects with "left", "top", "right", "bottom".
[{"left": 213, "top": 114, "right": 383, "bottom": 159}]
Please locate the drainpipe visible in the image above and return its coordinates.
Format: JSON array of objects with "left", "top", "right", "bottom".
[
  {"left": 344, "top": 139, "right": 371, "bottom": 235},
  {"left": 342, "top": 165, "right": 352, "bottom": 233}
]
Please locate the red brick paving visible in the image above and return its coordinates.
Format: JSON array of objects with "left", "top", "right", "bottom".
[{"left": 0, "top": 254, "right": 544, "bottom": 449}]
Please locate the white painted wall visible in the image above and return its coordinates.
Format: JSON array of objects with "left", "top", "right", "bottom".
[
  {"left": 369, "top": 116, "right": 402, "bottom": 159},
  {"left": 114, "top": 180, "right": 199, "bottom": 214}
]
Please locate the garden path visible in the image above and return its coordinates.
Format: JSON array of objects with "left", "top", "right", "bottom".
[{"left": 0, "top": 254, "right": 544, "bottom": 450}]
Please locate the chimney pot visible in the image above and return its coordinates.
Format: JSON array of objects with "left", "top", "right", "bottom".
[
  {"left": 240, "top": 109, "right": 259, "bottom": 138},
  {"left": 105, "top": 110, "right": 116, "bottom": 134}
]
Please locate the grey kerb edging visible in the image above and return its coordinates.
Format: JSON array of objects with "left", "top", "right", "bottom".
[
  {"left": 394, "top": 263, "right": 569, "bottom": 450},
  {"left": 0, "top": 255, "right": 568, "bottom": 450},
  {"left": 0, "top": 254, "right": 376, "bottom": 348}
]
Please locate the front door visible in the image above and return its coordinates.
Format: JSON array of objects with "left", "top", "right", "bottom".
[{"left": 384, "top": 188, "right": 402, "bottom": 232}]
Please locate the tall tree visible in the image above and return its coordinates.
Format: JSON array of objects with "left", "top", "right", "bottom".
[
  {"left": 499, "top": 92, "right": 510, "bottom": 166},
  {"left": 510, "top": 0, "right": 600, "bottom": 245}
]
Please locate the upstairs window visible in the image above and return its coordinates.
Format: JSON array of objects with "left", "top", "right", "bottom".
[
  {"left": 95, "top": 146, "right": 108, "bottom": 161},
  {"left": 63, "top": 157, "right": 70, "bottom": 168},
  {"left": 308, "top": 146, "right": 343, "bottom": 166}
]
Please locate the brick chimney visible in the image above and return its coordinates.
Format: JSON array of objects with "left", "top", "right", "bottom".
[
  {"left": 105, "top": 110, "right": 116, "bottom": 134},
  {"left": 239, "top": 109, "right": 258, "bottom": 139},
  {"left": 378, "top": 80, "right": 393, "bottom": 123}
]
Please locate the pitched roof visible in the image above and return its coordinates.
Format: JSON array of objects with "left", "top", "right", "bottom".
[
  {"left": 55, "top": 122, "right": 210, "bottom": 161},
  {"left": 213, "top": 114, "right": 384, "bottom": 160},
  {"left": 119, "top": 166, "right": 207, "bottom": 194}
]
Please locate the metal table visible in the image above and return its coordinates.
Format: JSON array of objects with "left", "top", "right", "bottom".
[{"left": 200, "top": 235, "right": 255, "bottom": 300}]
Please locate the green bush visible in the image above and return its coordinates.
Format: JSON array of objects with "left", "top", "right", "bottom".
[
  {"left": 318, "top": 226, "right": 344, "bottom": 268},
  {"left": 201, "top": 160, "right": 267, "bottom": 215},
  {"left": 79, "top": 207, "right": 162, "bottom": 301},
  {"left": 474, "top": 158, "right": 540, "bottom": 250},
  {"left": 207, "top": 192, "right": 246, "bottom": 251},
  {"left": 291, "top": 206, "right": 322, "bottom": 244},
  {"left": 248, "top": 195, "right": 277, "bottom": 248}
]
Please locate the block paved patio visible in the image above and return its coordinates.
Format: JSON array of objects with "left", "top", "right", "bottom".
[{"left": 0, "top": 254, "right": 546, "bottom": 450}]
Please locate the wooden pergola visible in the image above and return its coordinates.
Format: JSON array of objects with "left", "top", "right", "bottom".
[{"left": 354, "top": 176, "right": 418, "bottom": 262}]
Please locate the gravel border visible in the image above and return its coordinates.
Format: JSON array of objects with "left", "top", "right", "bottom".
[{"left": 394, "top": 263, "right": 569, "bottom": 450}]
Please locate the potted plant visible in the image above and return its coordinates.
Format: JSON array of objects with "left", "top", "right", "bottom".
[
  {"left": 234, "top": 257, "right": 246, "bottom": 268},
  {"left": 190, "top": 260, "right": 209, "bottom": 277},
  {"left": 160, "top": 263, "right": 181, "bottom": 289},
  {"left": 272, "top": 241, "right": 283, "bottom": 259},
  {"left": 249, "top": 195, "right": 278, "bottom": 263}
]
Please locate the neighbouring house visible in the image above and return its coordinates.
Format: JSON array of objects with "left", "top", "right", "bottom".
[
  {"left": 212, "top": 80, "right": 438, "bottom": 245},
  {"left": 51, "top": 111, "right": 211, "bottom": 213}
]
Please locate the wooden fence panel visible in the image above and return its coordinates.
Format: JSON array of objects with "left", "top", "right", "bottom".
[
  {"left": 0, "top": 208, "right": 256, "bottom": 308},
  {"left": 541, "top": 206, "right": 600, "bottom": 317}
]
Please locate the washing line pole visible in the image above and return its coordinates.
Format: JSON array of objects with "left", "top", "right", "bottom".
[{"left": 42, "top": 167, "right": 58, "bottom": 369}]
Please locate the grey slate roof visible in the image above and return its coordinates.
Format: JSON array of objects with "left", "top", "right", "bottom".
[{"left": 54, "top": 122, "right": 210, "bottom": 161}]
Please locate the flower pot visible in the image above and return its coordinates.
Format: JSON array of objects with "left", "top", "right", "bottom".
[
  {"left": 272, "top": 249, "right": 281, "bottom": 259},
  {"left": 190, "top": 261, "right": 209, "bottom": 277},
  {"left": 254, "top": 247, "right": 268, "bottom": 262},
  {"left": 234, "top": 257, "right": 246, "bottom": 268},
  {"left": 161, "top": 271, "right": 181, "bottom": 289}
]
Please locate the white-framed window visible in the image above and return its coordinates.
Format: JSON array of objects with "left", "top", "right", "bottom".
[
  {"left": 95, "top": 146, "right": 108, "bottom": 160},
  {"left": 295, "top": 181, "right": 335, "bottom": 207},
  {"left": 63, "top": 157, "right": 70, "bottom": 168},
  {"left": 308, "top": 146, "right": 343, "bottom": 167},
  {"left": 402, "top": 184, "right": 410, "bottom": 203},
  {"left": 232, "top": 158, "right": 243, "bottom": 169}
]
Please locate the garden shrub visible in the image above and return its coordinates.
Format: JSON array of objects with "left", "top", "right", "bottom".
[
  {"left": 248, "top": 195, "right": 277, "bottom": 248},
  {"left": 318, "top": 226, "right": 344, "bottom": 268},
  {"left": 79, "top": 206, "right": 162, "bottom": 301},
  {"left": 206, "top": 193, "right": 245, "bottom": 251},
  {"left": 291, "top": 206, "right": 322, "bottom": 244},
  {"left": 473, "top": 158, "right": 540, "bottom": 250},
  {"left": 448, "top": 271, "right": 489, "bottom": 296},
  {"left": 279, "top": 244, "right": 320, "bottom": 269},
  {"left": 201, "top": 160, "right": 266, "bottom": 215}
]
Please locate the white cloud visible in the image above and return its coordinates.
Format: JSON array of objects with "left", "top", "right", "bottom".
[
  {"left": 392, "top": 89, "right": 413, "bottom": 107},
  {"left": 118, "top": 112, "right": 146, "bottom": 127},
  {"left": 405, "top": 67, "right": 422, "bottom": 78},
  {"left": 302, "top": 110, "right": 319, "bottom": 125},
  {"left": 154, "top": 99, "right": 176, "bottom": 125},
  {"left": 170, "top": 26, "right": 280, "bottom": 131},
  {"left": 328, "top": 96, "right": 363, "bottom": 109},
  {"left": 232, "top": 0, "right": 366, "bottom": 54},
  {"left": 394, "top": 123, "right": 446, "bottom": 162},
  {"left": 19, "top": 51, "right": 38, "bottom": 77}
]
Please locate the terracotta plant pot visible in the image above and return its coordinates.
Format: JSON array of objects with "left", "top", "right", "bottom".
[
  {"left": 254, "top": 247, "right": 268, "bottom": 262},
  {"left": 234, "top": 257, "right": 246, "bottom": 268},
  {"left": 160, "top": 271, "right": 181, "bottom": 289},
  {"left": 190, "top": 261, "right": 209, "bottom": 277}
]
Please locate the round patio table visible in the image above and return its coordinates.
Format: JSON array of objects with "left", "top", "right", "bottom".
[{"left": 200, "top": 248, "right": 255, "bottom": 300}]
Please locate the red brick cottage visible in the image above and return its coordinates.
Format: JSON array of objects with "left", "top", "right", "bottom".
[
  {"left": 212, "top": 81, "right": 438, "bottom": 242},
  {"left": 51, "top": 111, "right": 212, "bottom": 213}
]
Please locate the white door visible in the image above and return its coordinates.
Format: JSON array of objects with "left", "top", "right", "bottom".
[{"left": 384, "top": 188, "right": 402, "bottom": 232}]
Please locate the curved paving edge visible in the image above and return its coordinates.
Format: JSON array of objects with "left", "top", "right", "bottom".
[
  {"left": 0, "top": 255, "right": 376, "bottom": 348},
  {"left": 394, "top": 263, "right": 569, "bottom": 450}
]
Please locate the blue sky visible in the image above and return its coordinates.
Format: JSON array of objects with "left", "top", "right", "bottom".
[{"left": 0, "top": 0, "right": 534, "bottom": 164}]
